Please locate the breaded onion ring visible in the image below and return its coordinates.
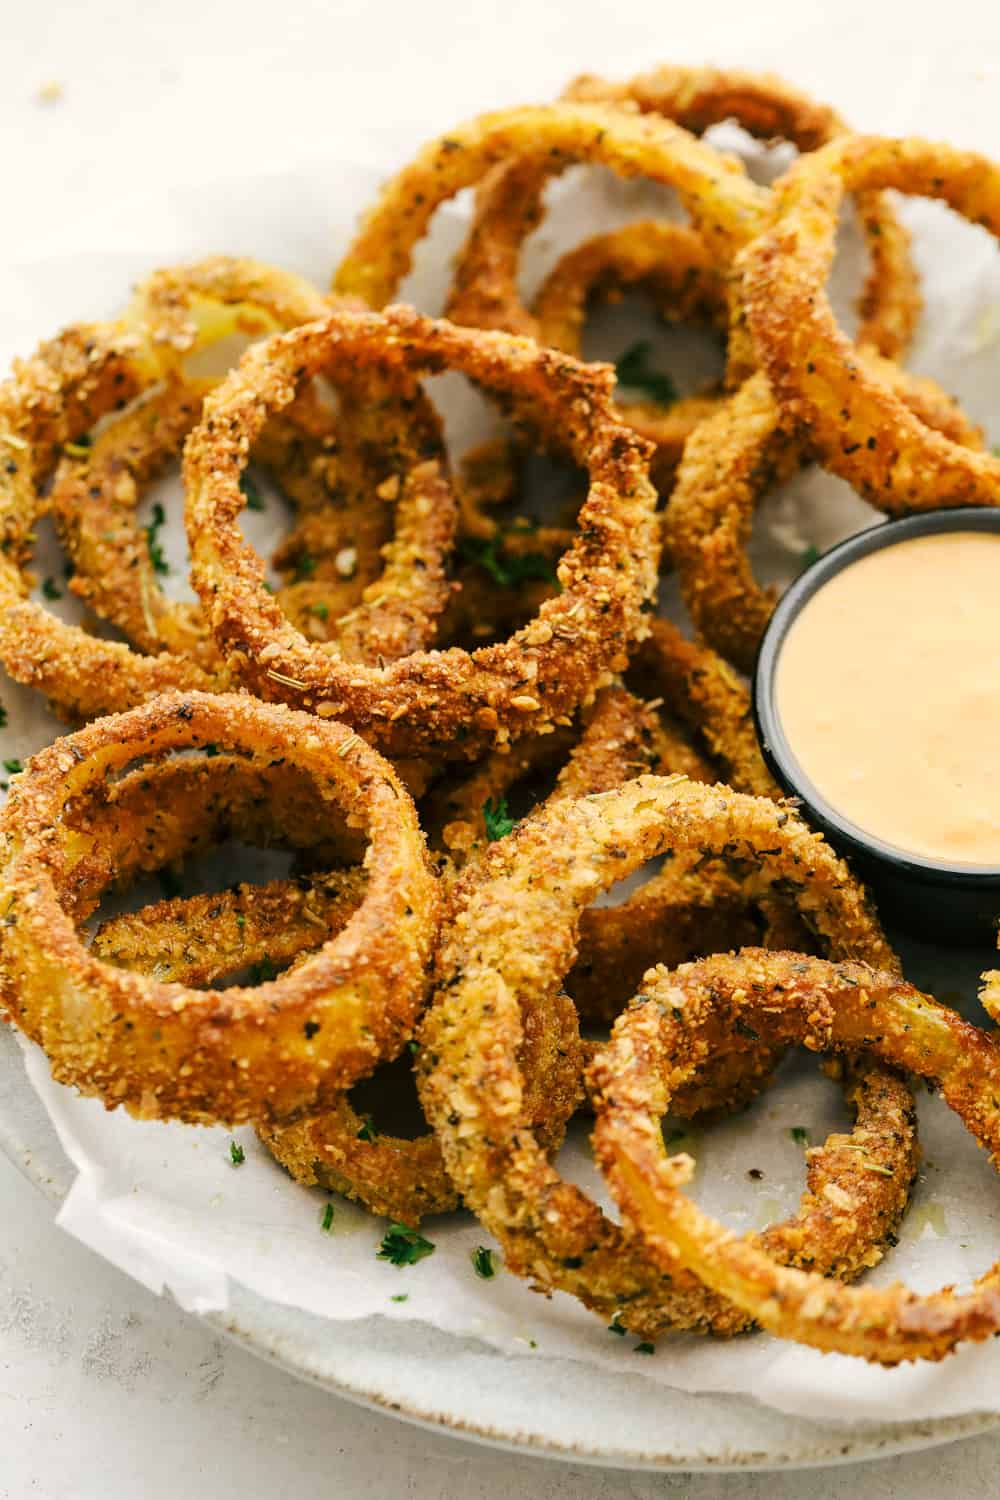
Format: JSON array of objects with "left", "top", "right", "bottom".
[
  {"left": 0, "top": 324, "right": 224, "bottom": 719},
  {"left": 183, "top": 306, "right": 659, "bottom": 759},
  {"left": 739, "top": 134, "right": 1000, "bottom": 510},
  {"left": 533, "top": 220, "right": 727, "bottom": 487},
  {"left": 417, "top": 776, "right": 900, "bottom": 1337},
  {"left": 0, "top": 692, "right": 438, "bottom": 1124},
  {"left": 334, "top": 102, "right": 767, "bottom": 311},
  {"left": 88, "top": 771, "right": 581, "bottom": 1225},
  {"left": 446, "top": 68, "right": 915, "bottom": 369},
  {"left": 588, "top": 948, "right": 1000, "bottom": 1364},
  {"left": 51, "top": 257, "right": 455, "bottom": 674}
]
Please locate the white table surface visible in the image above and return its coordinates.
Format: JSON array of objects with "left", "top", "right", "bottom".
[{"left": 3, "top": 0, "right": 1000, "bottom": 1493}]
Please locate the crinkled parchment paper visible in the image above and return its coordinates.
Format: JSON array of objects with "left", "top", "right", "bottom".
[{"left": 4, "top": 133, "right": 1000, "bottom": 1425}]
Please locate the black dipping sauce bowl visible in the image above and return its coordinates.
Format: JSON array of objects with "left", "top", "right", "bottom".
[{"left": 754, "top": 507, "right": 1000, "bottom": 946}]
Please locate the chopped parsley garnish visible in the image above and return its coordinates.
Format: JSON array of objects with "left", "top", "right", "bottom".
[
  {"left": 1, "top": 758, "right": 20, "bottom": 776},
  {"left": 483, "top": 796, "right": 517, "bottom": 842},
  {"left": 249, "top": 955, "right": 278, "bottom": 984},
  {"left": 471, "top": 1246, "right": 496, "bottom": 1279},
  {"left": 458, "top": 535, "right": 558, "bottom": 589},
  {"left": 406, "top": 1039, "right": 420, "bottom": 1056},
  {"left": 41, "top": 575, "right": 62, "bottom": 600},
  {"left": 634, "top": 1341, "right": 655, "bottom": 1355},
  {"left": 310, "top": 602, "right": 329, "bottom": 621},
  {"left": 239, "top": 473, "right": 266, "bottom": 511},
  {"left": 789, "top": 1126, "right": 810, "bottom": 1146},
  {"left": 608, "top": 1314, "right": 626, "bottom": 1336},
  {"left": 293, "top": 553, "right": 317, "bottom": 581},
  {"left": 799, "top": 543, "right": 821, "bottom": 572},
  {"left": 144, "top": 502, "right": 170, "bottom": 575},
  {"left": 321, "top": 1202, "right": 335, "bottom": 1232},
  {"left": 356, "top": 1115, "right": 378, "bottom": 1143},
  {"left": 390, "top": 1293, "right": 409, "bottom": 1303},
  {"left": 229, "top": 1141, "right": 245, "bottom": 1167},
  {"left": 614, "top": 341, "right": 677, "bottom": 406},
  {"left": 376, "top": 1222, "right": 436, "bottom": 1268},
  {"left": 157, "top": 868, "right": 183, "bottom": 899}
]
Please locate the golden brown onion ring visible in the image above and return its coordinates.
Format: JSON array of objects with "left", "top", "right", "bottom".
[
  {"left": 588, "top": 948, "right": 1000, "bottom": 1364},
  {"left": 334, "top": 101, "right": 767, "bottom": 311},
  {"left": 417, "top": 775, "right": 900, "bottom": 1336},
  {"left": 533, "top": 220, "right": 727, "bottom": 488},
  {"left": 0, "top": 691, "right": 438, "bottom": 1125},
  {"left": 183, "top": 306, "right": 658, "bottom": 760},
  {"left": 739, "top": 134, "right": 1000, "bottom": 510},
  {"left": 0, "top": 324, "right": 225, "bottom": 719}
]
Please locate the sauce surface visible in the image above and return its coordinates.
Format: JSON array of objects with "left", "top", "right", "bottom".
[{"left": 775, "top": 531, "right": 1000, "bottom": 867}]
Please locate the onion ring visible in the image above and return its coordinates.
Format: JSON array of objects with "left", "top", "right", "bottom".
[
  {"left": 51, "top": 257, "right": 455, "bottom": 674},
  {"left": 183, "top": 306, "right": 659, "bottom": 759},
  {"left": 738, "top": 134, "right": 1000, "bottom": 510},
  {"left": 588, "top": 947, "right": 1000, "bottom": 1363},
  {"left": 533, "top": 220, "right": 727, "bottom": 487},
  {"left": 334, "top": 101, "right": 767, "bottom": 312},
  {"left": 0, "top": 323, "right": 224, "bottom": 719},
  {"left": 0, "top": 691, "right": 438, "bottom": 1124},
  {"left": 417, "top": 775, "right": 900, "bottom": 1335}
]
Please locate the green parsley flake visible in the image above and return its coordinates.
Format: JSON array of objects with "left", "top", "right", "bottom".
[
  {"left": 41, "top": 576, "right": 62, "bottom": 600},
  {"left": 789, "top": 1126, "right": 810, "bottom": 1146},
  {"left": 799, "top": 544, "right": 821, "bottom": 572},
  {"left": 294, "top": 553, "right": 317, "bottom": 581},
  {"left": 614, "top": 342, "right": 677, "bottom": 406},
  {"left": 377, "top": 1222, "right": 436, "bottom": 1268},
  {"left": 144, "top": 502, "right": 170, "bottom": 576},
  {"left": 2, "top": 758, "right": 20, "bottom": 776},
  {"left": 356, "top": 1115, "right": 378, "bottom": 1143},
  {"left": 608, "top": 1314, "right": 626, "bottom": 1336},
  {"left": 321, "top": 1202, "right": 335, "bottom": 1232},
  {"left": 310, "top": 602, "right": 329, "bottom": 621},
  {"left": 239, "top": 473, "right": 266, "bottom": 511},
  {"left": 390, "top": 1293, "right": 409, "bottom": 1303},
  {"left": 458, "top": 535, "right": 558, "bottom": 589},
  {"left": 229, "top": 1141, "right": 245, "bottom": 1167},
  {"left": 250, "top": 955, "right": 278, "bottom": 983},
  {"left": 634, "top": 1341, "right": 655, "bottom": 1355},
  {"left": 471, "top": 1246, "right": 496, "bottom": 1279},
  {"left": 406, "top": 1039, "right": 420, "bottom": 1056},
  {"left": 483, "top": 796, "right": 517, "bottom": 842}
]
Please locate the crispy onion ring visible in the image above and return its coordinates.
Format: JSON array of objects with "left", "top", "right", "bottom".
[
  {"left": 88, "top": 772, "right": 581, "bottom": 1225},
  {"left": 445, "top": 67, "right": 915, "bottom": 361},
  {"left": 333, "top": 101, "right": 767, "bottom": 311},
  {"left": 0, "top": 324, "right": 225, "bottom": 718},
  {"left": 417, "top": 776, "right": 900, "bottom": 1336},
  {"left": 183, "top": 306, "right": 659, "bottom": 759},
  {"left": 0, "top": 692, "right": 438, "bottom": 1124},
  {"left": 587, "top": 948, "right": 1000, "bottom": 1363},
  {"left": 51, "top": 258, "right": 455, "bottom": 674},
  {"left": 737, "top": 134, "right": 1000, "bottom": 509},
  {"left": 533, "top": 220, "right": 727, "bottom": 487}
]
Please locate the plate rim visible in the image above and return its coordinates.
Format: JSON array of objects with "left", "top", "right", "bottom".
[{"left": 2, "top": 1028, "right": 998, "bottom": 1474}]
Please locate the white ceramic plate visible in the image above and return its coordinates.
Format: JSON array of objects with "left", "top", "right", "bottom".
[{"left": 1, "top": 1025, "right": 996, "bottom": 1473}]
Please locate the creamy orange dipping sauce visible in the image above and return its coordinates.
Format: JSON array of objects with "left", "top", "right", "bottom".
[{"left": 775, "top": 531, "right": 1000, "bottom": 867}]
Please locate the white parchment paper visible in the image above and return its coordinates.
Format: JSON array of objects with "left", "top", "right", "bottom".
[{"left": 4, "top": 128, "right": 1000, "bottom": 1426}]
